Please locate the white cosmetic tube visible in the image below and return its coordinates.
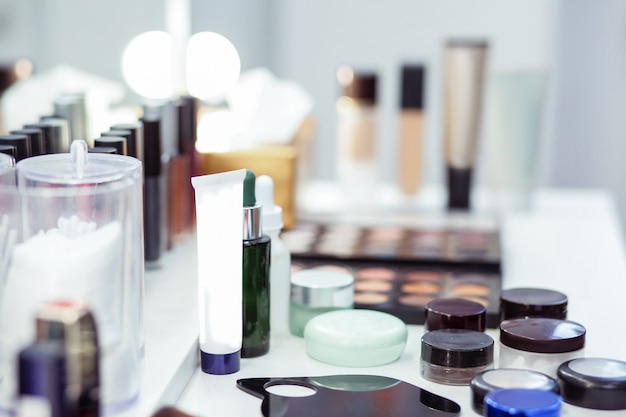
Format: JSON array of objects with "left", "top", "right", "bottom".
[{"left": 191, "top": 169, "right": 246, "bottom": 374}]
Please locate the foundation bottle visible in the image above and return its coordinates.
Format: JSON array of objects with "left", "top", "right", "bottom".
[
  {"left": 167, "top": 97, "right": 197, "bottom": 242},
  {"left": 336, "top": 67, "right": 378, "bottom": 206},
  {"left": 398, "top": 64, "right": 425, "bottom": 196},
  {"left": 442, "top": 40, "right": 488, "bottom": 210}
]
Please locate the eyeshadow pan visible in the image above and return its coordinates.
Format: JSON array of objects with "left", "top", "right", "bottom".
[
  {"left": 367, "top": 227, "right": 404, "bottom": 238},
  {"left": 315, "top": 244, "right": 354, "bottom": 257},
  {"left": 312, "top": 264, "right": 352, "bottom": 274},
  {"left": 285, "top": 243, "right": 312, "bottom": 253},
  {"left": 404, "top": 270, "right": 444, "bottom": 282},
  {"left": 398, "top": 294, "right": 435, "bottom": 307},
  {"left": 454, "top": 237, "right": 489, "bottom": 246},
  {"left": 356, "top": 267, "right": 396, "bottom": 280},
  {"left": 365, "top": 239, "right": 399, "bottom": 247},
  {"left": 324, "top": 225, "right": 361, "bottom": 235},
  {"left": 413, "top": 235, "right": 446, "bottom": 245},
  {"left": 282, "top": 229, "right": 316, "bottom": 242},
  {"left": 367, "top": 236, "right": 401, "bottom": 245},
  {"left": 410, "top": 247, "right": 444, "bottom": 257},
  {"left": 363, "top": 247, "right": 398, "bottom": 257},
  {"left": 401, "top": 281, "right": 441, "bottom": 295},
  {"left": 321, "top": 233, "right": 359, "bottom": 243},
  {"left": 354, "top": 280, "right": 393, "bottom": 292},
  {"left": 452, "top": 272, "right": 491, "bottom": 282},
  {"left": 455, "top": 246, "right": 488, "bottom": 255},
  {"left": 354, "top": 292, "right": 389, "bottom": 305},
  {"left": 291, "top": 223, "right": 319, "bottom": 232},
  {"left": 458, "top": 296, "right": 490, "bottom": 307},
  {"left": 450, "top": 283, "right": 491, "bottom": 297}
]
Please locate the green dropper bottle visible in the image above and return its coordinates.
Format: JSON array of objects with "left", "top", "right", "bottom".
[{"left": 242, "top": 170, "right": 271, "bottom": 357}]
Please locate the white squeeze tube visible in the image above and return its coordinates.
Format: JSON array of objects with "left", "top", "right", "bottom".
[{"left": 191, "top": 169, "right": 245, "bottom": 374}]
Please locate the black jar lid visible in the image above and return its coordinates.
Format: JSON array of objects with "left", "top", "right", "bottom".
[
  {"left": 140, "top": 117, "right": 162, "bottom": 177},
  {"left": 0, "top": 144, "right": 16, "bottom": 158},
  {"left": 425, "top": 298, "right": 486, "bottom": 332},
  {"left": 500, "top": 288, "right": 567, "bottom": 321},
  {"left": 88, "top": 146, "right": 117, "bottom": 155},
  {"left": 110, "top": 123, "right": 143, "bottom": 160},
  {"left": 557, "top": 358, "right": 626, "bottom": 410},
  {"left": 13, "top": 128, "right": 44, "bottom": 156},
  {"left": 421, "top": 329, "right": 493, "bottom": 368},
  {"left": 94, "top": 136, "right": 127, "bottom": 156},
  {"left": 0, "top": 134, "right": 30, "bottom": 161},
  {"left": 470, "top": 368, "right": 559, "bottom": 414},
  {"left": 499, "top": 318, "right": 585, "bottom": 353}
]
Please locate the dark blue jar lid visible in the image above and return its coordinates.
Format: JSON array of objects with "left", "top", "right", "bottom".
[
  {"left": 485, "top": 389, "right": 561, "bottom": 416},
  {"left": 471, "top": 369, "right": 559, "bottom": 414}
]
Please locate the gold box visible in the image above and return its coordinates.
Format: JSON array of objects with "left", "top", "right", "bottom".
[{"left": 198, "top": 146, "right": 298, "bottom": 229}]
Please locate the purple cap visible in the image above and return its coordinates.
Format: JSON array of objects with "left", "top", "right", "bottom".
[{"left": 201, "top": 350, "right": 240, "bottom": 375}]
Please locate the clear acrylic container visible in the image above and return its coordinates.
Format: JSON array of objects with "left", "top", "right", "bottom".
[
  {"left": 420, "top": 329, "right": 494, "bottom": 385},
  {"left": 0, "top": 140, "right": 144, "bottom": 414},
  {"left": 0, "top": 154, "right": 15, "bottom": 185},
  {"left": 499, "top": 318, "right": 586, "bottom": 378}
]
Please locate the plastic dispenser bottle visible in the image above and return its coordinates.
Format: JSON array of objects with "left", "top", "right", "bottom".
[
  {"left": 242, "top": 170, "right": 271, "bottom": 358},
  {"left": 256, "top": 175, "right": 291, "bottom": 336}
]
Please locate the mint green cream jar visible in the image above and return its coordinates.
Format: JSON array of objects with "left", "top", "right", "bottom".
[{"left": 304, "top": 309, "right": 408, "bottom": 367}]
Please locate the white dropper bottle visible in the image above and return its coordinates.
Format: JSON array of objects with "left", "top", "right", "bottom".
[{"left": 256, "top": 175, "right": 291, "bottom": 336}]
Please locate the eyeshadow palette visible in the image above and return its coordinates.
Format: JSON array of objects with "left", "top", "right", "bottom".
[
  {"left": 281, "top": 222, "right": 500, "bottom": 267},
  {"left": 291, "top": 260, "right": 501, "bottom": 328},
  {"left": 284, "top": 220, "right": 503, "bottom": 328}
]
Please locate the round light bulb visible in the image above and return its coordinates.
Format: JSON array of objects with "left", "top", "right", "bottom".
[
  {"left": 186, "top": 32, "right": 240, "bottom": 101},
  {"left": 122, "top": 31, "right": 175, "bottom": 100}
]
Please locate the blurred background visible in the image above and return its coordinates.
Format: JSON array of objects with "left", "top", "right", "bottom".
[{"left": 1, "top": 0, "right": 626, "bottom": 227}]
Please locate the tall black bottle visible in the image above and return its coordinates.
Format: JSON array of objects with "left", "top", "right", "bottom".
[
  {"left": 141, "top": 117, "right": 164, "bottom": 268},
  {"left": 241, "top": 170, "right": 271, "bottom": 358}
]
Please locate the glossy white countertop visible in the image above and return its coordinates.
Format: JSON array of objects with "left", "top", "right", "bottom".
[
  {"left": 171, "top": 186, "right": 626, "bottom": 417},
  {"left": 116, "top": 235, "right": 199, "bottom": 417}
]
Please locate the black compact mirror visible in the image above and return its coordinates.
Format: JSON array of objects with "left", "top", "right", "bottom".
[{"left": 237, "top": 374, "right": 461, "bottom": 417}]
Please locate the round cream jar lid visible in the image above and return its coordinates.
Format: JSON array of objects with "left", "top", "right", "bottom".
[
  {"left": 303, "top": 309, "right": 407, "bottom": 367},
  {"left": 291, "top": 269, "right": 354, "bottom": 308}
]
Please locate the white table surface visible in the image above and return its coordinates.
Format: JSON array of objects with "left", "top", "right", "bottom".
[
  {"left": 115, "top": 235, "right": 199, "bottom": 417},
  {"left": 165, "top": 187, "right": 626, "bottom": 417}
]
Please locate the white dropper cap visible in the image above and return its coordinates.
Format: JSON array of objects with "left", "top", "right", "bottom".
[{"left": 256, "top": 174, "right": 283, "bottom": 232}]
